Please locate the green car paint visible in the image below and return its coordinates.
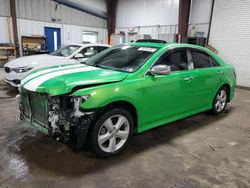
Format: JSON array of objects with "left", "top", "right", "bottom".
[
  {"left": 19, "top": 42, "right": 236, "bottom": 141},
  {"left": 21, "top": 64, "right": 129, "bottom": 96}
]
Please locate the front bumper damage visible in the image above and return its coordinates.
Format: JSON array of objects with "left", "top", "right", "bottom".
[{"left": 17, "top": 91, "right": 96, "bottom": 148}]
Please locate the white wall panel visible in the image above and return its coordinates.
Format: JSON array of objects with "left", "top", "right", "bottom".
[
  {"left": 189, "top": 0, "right": 212, "bottom": 24},
  {"left": 209, "top": 0, "right": 250, "bottom": 87},
  {"left": 115, "top": 24, "right": 178, "bottom": 42},
  {"left": 0, "top": 0, "right": 11, "bottom": 17},
  {"left": 62, "top": 24, "right": 108, "bottom": 45},
  {"left": 188, "top": 0, "right": 213, "bottom": 37},
  {"left": 116, "top": 0, "right": 179, "bottom": 28},
  {"left": 17, "top": 18, "right": 108, "bottom": 45},
  {"left": 0, "top": 16, "right": 13, "bottom": 43},
  {"left": 71, "top": 0, "right": 106, "bottom": 12},
  {"left": 116, "top": 0, "right": 178, "bottom": 41},
  {"left": 15, "top": 0, "right": 107, "bottom": 28}
]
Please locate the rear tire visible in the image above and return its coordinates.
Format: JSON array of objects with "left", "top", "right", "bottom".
[
  {"left": 210, "top": 86, "right": 228, "bottom": 115},
  {"left": 90, "top": 108, "right": 134, "bottom": 157}
]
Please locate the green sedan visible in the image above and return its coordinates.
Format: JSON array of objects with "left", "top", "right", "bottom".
[{"left": 18, "top": 40, "right": 236, "bottom": 157}]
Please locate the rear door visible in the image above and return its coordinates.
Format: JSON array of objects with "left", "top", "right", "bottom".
[{"left": 187, "top": 49, "right": 222, "bottom": 109}]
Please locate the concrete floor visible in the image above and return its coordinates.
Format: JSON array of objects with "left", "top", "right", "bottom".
[{"left": 0, "top": 77, "right": 250, "bottom": 187}]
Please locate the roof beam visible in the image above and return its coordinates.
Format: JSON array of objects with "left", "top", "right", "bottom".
[{"left": 53, "top": 0, "right": 107, "bottom": 19}]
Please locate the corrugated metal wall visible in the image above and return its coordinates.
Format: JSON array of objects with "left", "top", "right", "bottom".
[
  {"left": 116, "top": 0, "right": 179, "bottom": 41},
  {"left": 116, "top": 0, "right": 179, "bottom": 27},
  {"left": 0, "top": 16, "right": 13, "bottom": 43},
  {"left": 115, "top": 25, "right": 178, "bottom": 42},
  {"left": 71, "top": 0, "right": 106, "bottom": 12},
  {"left": 17, "top": 18, "right": 108, "bottom": 44},
  {"left": 188, "top": 0, "right": 213, "bottom": 37},
  {"left": 209, "top": 0, "right": 250, "bottom": 87},
  {"left": 15, "top": 0, "right": 106, "bottom": 28},
  {"left": 0, "top": 0, "right": 11, "bottom": 17},
  {"left": 0, "top": 0, "right": 108, "bottom": 53}
]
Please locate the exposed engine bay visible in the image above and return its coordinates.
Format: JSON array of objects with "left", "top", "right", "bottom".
[
  {"left": 48, "top": 96, "right": 95, "bottom": 146},
  {"left": 18, "top": 91, "right": 96, "bottom": 148}
]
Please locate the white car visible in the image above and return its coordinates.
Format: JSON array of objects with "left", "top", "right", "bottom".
[{"left": 3, "top": 43, "right": 110, "bottom": 87}]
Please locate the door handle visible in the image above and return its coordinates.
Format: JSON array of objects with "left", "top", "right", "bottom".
[
  {"left": 184, "top": 76, "right": 193, "bottom": 81},
  {"left": 217, "top": 71, "right": 224, "bottom": 75}
]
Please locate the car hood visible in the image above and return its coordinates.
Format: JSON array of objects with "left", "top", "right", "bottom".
[
  {"left": 5, "top": 54, "right": 68, "bottom": 68},
  {"left": 21, "top": 64, "right": 129, "bottom": 96}
]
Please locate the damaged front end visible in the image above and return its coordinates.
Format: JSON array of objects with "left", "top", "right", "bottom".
[{"left": 18, "top": 89, "right": 96, "bottom": 148}]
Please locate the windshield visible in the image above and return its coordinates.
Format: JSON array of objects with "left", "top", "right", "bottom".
[
  {"left": 83, "top": 45, "right": 158, "bottom": 73},
  {"left": 51, "top": 45, "right": 81, "bottom": 57}
]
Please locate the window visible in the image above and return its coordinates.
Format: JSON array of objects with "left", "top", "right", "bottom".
[
  {"left": 50, "top": 45, "right": 80, "bottom": 57},
  {"left": 156, "top": 50, "right": 188, "bottom": 71},
  {"left": 83, "top": 45, "right": 158, "bottom": 72},
  {"left": 82, "top": 31, "right": 98, "bottom": 43},
  {"left": 210, "top": 57, "right": 218, "bottom": 67},
  {"left": 79, "top": 46, "right": 98, "bottom": 58},
  {"left": 191, "top": 51, "right": 215, "bottom": 68},
  {"left": 98, "top": 46, "right": 109, "bottom": 53}
]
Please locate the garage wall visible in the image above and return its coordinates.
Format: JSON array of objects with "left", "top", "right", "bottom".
[
  {"left": 0, "top": 16, "right": 14, "bottom": 44},
  {"left": 116, "top": 0, "right": 179, "bottom": 41},
  {"left": 209, "top": 0, "right": 250, "bottom": 87},
  {"left": 0, "top": 0, "right": 13, "bottom": 44},
  {"left": 0, "top": 0, "right": 108, "bottom": 54},
  {"left": 15, "top": 0, "right": 107, "bottom": 28},
  {"left": 116, "top": 0, "right": 179, "bottom": 27},
  {"left": 188, "top": 0, "right": 213, "bottom": 37},
  {"left": 0, "top": 0, "right": 11, "bottom": 17},
  {"left": 17, "top": 18, "right": 108, "bottom": 44},
  {"left": 70, "top": 0, "right": 106, "bottom": 12}
]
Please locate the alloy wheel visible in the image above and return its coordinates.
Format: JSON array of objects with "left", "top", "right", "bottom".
[
  {"left": 97, "top": 115, "right": 130, "bottom": 153},
  {"left": 215, "top": 89, "right": 227, "bottom": 112}
]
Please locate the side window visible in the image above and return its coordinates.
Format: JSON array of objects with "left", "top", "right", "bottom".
[
  {"left": 210, "top": 56, "right": 219, "bottom": 67},
  {"left": 191, "top": 51, "right": 214, "bottom": 68},
  {"left": 79, "top": 46, "right": 98, "bottom": 58},
  {"left": 156, "top": 50, "right": 188, "bottom": 71}
]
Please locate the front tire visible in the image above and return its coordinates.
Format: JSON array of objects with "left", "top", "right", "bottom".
[
  {"left": 210, "top": 86, "right": 228, "bottom": 115},
  {"left": 90, "top": 108, "right": 134, "bottom": 157}
]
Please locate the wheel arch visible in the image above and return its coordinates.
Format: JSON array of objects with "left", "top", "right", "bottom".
[
  {"left": 98, "top": 100, "right": 138, "bottom": 132},
  {"left": 220, "top": 83, "right": 231, "bottom": 102},
  {"left": 84, "top": 100, "right": 138, "bottom": 145}
]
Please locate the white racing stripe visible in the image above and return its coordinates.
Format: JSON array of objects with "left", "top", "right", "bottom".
[
  {"left": 23, "top": 66, "right": 99, "bottom": 91},
  {"left": 21, "top": 64, "right": 84, "bottom": 84}
]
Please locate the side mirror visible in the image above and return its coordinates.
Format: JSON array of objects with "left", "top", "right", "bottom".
[
  {"left": 74, "top": 53, "right": 84, "bottom": 59},
  {"left": 150, "top": 65, "right": 171, "bottom": 76}
]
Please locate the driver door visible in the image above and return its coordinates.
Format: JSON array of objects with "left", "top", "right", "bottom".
[{"left": 142, "top": 48, "right": 195, "bottom": 126}]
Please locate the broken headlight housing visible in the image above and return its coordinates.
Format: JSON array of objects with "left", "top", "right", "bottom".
[{"left": 72, "top": 95, "right": 90, "bottom": 117}]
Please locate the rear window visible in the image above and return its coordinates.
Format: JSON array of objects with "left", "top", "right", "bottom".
[{"left": 191, "top": 51, "right": 218, "bottom": 68}]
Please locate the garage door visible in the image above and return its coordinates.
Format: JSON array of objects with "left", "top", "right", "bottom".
[{"left": 209, "top": 0, "right": 250, "bottom": 87}]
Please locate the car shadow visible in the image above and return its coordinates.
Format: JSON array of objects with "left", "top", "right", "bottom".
[
  {"left": 0, "top": 84, "right": 18, "bottom": 99},
  {"left": 13, "top": 106, "right": 234, "bottom": 178}
]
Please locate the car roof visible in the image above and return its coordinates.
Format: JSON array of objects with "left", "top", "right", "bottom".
[
  {"left": 129, "top": 41, "right": 207, "bottom": 51},
  {"left": 66, "top": 43, "right": 110, "bottom": 48}
]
